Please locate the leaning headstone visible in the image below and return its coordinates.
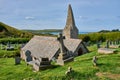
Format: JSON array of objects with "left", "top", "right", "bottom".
[
  {"left": 33, "top": 62, "right": 40, "bottom": 72},
  {"left": 65, "top": 66, "right": 73, "bottom": 75},
  {"left": 92, "top": 56, "right": 97, "bottom": 66},
  {"left": 15, "top": 57, "right": 21, "bottom": 65}
]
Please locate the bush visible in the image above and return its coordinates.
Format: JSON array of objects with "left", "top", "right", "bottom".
[
  {"left": 0, "top": 38, "right": 30, "bottom": 44},
  {"left": 79, "top": 32, "right": 120, "bottom": 43}
]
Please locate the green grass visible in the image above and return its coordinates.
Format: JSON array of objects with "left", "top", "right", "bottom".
[{"left": 0, "top": 45, "right": 120, "bottom": 80}]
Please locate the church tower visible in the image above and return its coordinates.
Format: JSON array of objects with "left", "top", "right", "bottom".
[{"left": 63, "top": 4, "right": 79, "bottom": 39}]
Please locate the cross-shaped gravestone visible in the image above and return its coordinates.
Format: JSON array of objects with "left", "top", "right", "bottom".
[{"left": 57, "top": 33, "right": 65, "bottom": 53}]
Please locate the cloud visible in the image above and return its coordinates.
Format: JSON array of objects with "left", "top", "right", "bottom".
[
  {"left": 25, "top": 16, "right": 35, "bottom": 20},
  {"left": 79, "top": 16, "right": 88, "bottom": 20}
]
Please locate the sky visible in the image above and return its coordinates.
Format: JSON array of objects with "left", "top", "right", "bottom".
[{"left": 0, "top": 0, "right": 120, "bottom": 32}]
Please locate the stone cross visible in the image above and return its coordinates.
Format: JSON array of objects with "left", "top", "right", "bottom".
[{"left": 57, "top": 33, "right": 65, "bottom": 53}]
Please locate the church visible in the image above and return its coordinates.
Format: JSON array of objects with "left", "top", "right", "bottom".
[{"left": 20, "top": 4, "right": 89, "bottom": 64}]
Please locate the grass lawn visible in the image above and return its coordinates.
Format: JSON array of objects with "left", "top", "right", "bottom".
[{"left": 0, "top": 45, "right": 120, "bottom": 80}]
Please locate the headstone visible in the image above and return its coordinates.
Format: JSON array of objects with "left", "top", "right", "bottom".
[
  {"left": 6, "top": 42, "right": 14, "bottom": 50},
  {"left": 106, "top": 40, "right": 109, "bottom": 48},
  {"left": 33, "top": 63, "right": 40, "bottom": 72},
  {"left": 109, "top": 40, "right": 112, "bottom": 45},
  {"left": 113, "top": 41, "right": 115, "bottom": 45},
  {"left": 15, "top": 57, "right": 21, "bottom": 65},
  {"left": 92, "top": 56, "right": 97, "bottom": 66},
  {"left": 98, "top": 48, "right": 116, "bottom": 54},
  {"left": 65, "top": 66, "right": 73, "bottom": 75},
  {"left": 118, "top": 40, "right": 120, "bottom": 44},
  {"left": 57, "top": 33, "right": 74, "bottom": 65},
  {"left": 109, "top": 45, "right": 120, "bottom": 48},
  {"left": 116, "top": 40, "right": 119, "bottom": 45}
]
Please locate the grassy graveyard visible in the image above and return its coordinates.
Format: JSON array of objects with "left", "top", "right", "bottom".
[{"left": 0, "top": 44, "right": 120, "bottom": 80}]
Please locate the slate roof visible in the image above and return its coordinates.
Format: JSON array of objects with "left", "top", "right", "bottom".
[{"left": 22, "top": 35, "right": 82, "bottom": 60}]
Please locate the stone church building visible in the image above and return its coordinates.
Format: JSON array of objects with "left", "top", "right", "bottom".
[{"left": 20, "top": 4, "right": 89, "bottom": 64}]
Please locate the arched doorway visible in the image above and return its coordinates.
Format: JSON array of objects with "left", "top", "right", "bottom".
[{"left": 78, "top": 48, "right": 83, "bottom": 56}]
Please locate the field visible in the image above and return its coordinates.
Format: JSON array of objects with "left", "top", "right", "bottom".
[{"left": 0, "top": 45, "right": 120, "bottom": 80}]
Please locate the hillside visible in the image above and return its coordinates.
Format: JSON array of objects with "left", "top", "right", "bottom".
[
  {"left": 0, "top": 45, "right": 120, "bottom": 80},
  {"left": 23, "top": 29, "right": 62, "bottom": 35},
  {"left": 0, "top": 22, "right": 33, "bottom": 38}
]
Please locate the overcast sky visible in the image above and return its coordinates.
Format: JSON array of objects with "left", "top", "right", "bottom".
[{"left": 0, "top": 0, "right": 120, "bottom": 32}]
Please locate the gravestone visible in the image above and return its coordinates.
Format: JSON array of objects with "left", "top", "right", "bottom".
[
  {"left": 109, "top": 41, "right": 112, "bottom": 45},
  {"left": 92, "top": 56, "right": 97, "bottom": 66},
  {"left": 106, "top": 40, "right": 109, "bottom": 48},
  {"left": 118, "top": 40, "right": 120, "bottom": 44},
  {"left": 65, "top": 66, "right": 73, "bottom": 75},
  {"left": 15, "top": 57, "right": 21, "bottom": 65},
  {"left": 6, "top": 42, "right": 14, "bottom": 50},
  {"left": 116, "top": 40, "right": 119, "bottom": 45},
  {"left": 98, "top": 48, "right": 116, "bottom": 54},
  {"left": 113, "top": 41, "right": 115, "bottom": 45},
  {"left": 25, "top": 50, "right": 32, "bottom": 62},
  {"left": 57, "top": 33, "right": 74, "bottom": 66}
]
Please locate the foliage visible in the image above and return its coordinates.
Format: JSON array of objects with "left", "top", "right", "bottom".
[
  {"left": 79, "top": 32, "right": 120, "bottom": 43},
  {"left": 0, "top": 38, "right": 30, "bottom": 44}
]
